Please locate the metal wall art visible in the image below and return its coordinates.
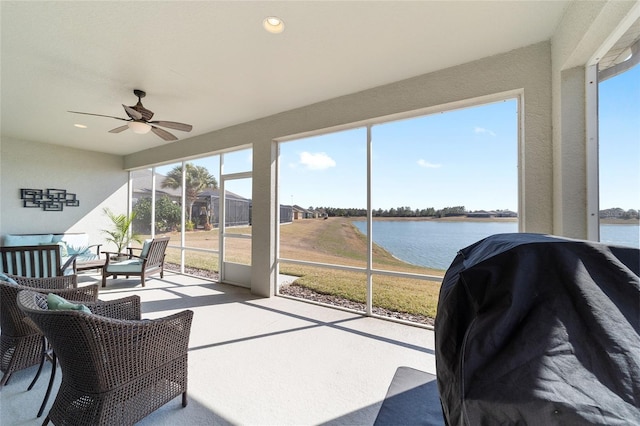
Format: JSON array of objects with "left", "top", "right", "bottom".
[{"left": 20, "top": 188, "right": 80, "bottom": 211}]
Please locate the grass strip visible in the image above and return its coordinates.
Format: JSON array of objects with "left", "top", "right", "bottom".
[{"left": 144, "top": 217, "right": 445, "bottom": 320}]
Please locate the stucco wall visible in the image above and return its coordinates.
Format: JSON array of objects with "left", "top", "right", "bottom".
[
  {"left": 125, "top": 42, "right": 554, "bottom": 297},
  {"left": 0, "top": 137, "right": 128, "bottom": 248},
  {"left": 550, "top": 0, "right": 639, "bottom": 238}
]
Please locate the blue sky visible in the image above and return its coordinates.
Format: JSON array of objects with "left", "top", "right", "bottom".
[
  {"left": 281, "top": 100, "right": 518, "bottom": 211},
  {"left": 157, "top": 64, "right": 638, "bottom": 213},
  {"left": 598, "top": 63, "right": 640, "bottom": 211},
  {"left": 280, "top": 65, "right": 639, "bottom": 212}
]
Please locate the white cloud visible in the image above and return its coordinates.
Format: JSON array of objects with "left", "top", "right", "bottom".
[
  {"left": 299, "top": 151, "right": 336, "bottom": 170},
  {"left": 417, "top": 159, "right": 441, "bottom": 168},
  {"left": 474, "top": 127, "right": 496, "bottom": 136}
]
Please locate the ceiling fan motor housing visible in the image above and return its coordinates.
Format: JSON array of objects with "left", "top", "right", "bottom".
[
  {"left": 131, "top": 90, "right": 154, "bottom": 121},
  {"left": 131, "top": 103, "right": 154, "bottom": 121}
]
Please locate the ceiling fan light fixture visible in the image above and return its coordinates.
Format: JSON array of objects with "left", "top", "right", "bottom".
[
  {"left": 69, "top": 90, "right": 191, "bottom": 141},
  {"left": 263, "top": 16, "right": 284, "bottom": 34},
  {"left": 128, "top": 121, "right": 151, "bottom": 134}
]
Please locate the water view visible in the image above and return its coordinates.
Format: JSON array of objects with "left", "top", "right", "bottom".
[
  {"left": 600, "top": 224, "right": 640, "bottom": 249},
  {"left": 353, "top": 220, "right": 640, "bottom": 270}
]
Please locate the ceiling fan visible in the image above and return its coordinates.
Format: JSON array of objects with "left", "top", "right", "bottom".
[{"left": 68, "top": 89, "right": 193, "bottom": 141}]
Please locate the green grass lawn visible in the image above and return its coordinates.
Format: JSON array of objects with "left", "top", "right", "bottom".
[{"left": 149, "top": 217, "right": 444, "bottom": 320}]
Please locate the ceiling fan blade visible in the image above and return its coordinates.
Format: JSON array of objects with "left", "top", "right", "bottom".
[
  {"left": 150, "top": 125, "right": 178, "bottom": 141},
  {"left": 68, "top": 111, "right": 129, "bottom": 121},
  {"left": 148, "top": 121, "right": 193, "bottom": 132},
  {"left": 109, "top": 125, "right": 129, "bottom": 134},
  {"left": 122, "top": 104, "right": 143, "bottom": 120}
]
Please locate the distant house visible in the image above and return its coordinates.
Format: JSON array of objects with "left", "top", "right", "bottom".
[
  {"left": 292, "top": 205, "right": 305, "bottom": 220},
  {"left": 133, "top": 170, "right": 295, "bottom": 227},
  {"left": 131, "top": 170, "right": 182, "bottom": 206},
  {"left": 467, "top": 210, "right": 496, "bottom": 218},
  {"left": 194, "top": 190, "right": 294, "bottom": 228},
  {"left": 194, "top": 188, "right": 251, "bottom": 228},
  {"left": 280, "top": 205, "right": 293, "bottom": 224},
  {"left": 292, "top": 205, "right": 316, "bottom": 220},
  {"left": 599, "top": 207, "right": 626, "bottom": 218},
  {"left": 466, "top": 210, "right": 518, "bottom": 218}
]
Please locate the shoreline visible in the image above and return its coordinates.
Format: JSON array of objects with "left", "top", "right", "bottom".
[
  {"left": 348, "top": 216, "right": 517, "bottom": 223},
  {"left": 600, "top": 218, "right": 640, "bottom": 225},
  {"left": 344, "top": 216, "right": 638, "bottom": 225}
]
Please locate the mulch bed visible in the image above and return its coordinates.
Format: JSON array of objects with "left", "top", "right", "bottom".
[
  {"left": 165, "top": 263, "right": 434, "bottom": 326},
  {"left": 279, "top": 284, "right": 434, "bottom": 326}
]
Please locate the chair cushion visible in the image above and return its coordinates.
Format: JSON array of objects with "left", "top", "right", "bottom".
[
  {"left": 4, "top": 234, "right": 53, "bottom": 246},
  {"left": 53, "top": 233, "right": 89, "bottom": 249},
  {"left": 60, "top": 257, "right": 78, "bottom": 276},
  {"left": 106, "top": 259, "right": 143, "bottom": 274},
  {"left": 58, "top": 242, "right": 69, "bottom": 257},
  {"left": 66, "top": 244, "right": 88, "bottom": 255},
  {"left": 0, "top": 272, "right": 18, "bottom": 284},
  {"left": 42, "top": 241, "right": 68, "bottom": 257},
  {"left": 74, "top": 252, "right": 99, "bottom": 262},
  {"left": 140, "top": 239, "right": 153, "bottom": 258},
  {"left": 53, "top": 234, "right": 93, "bottom": 257},
  {"left": 47, "top": 293, "right": 91, "bottom": 314}
]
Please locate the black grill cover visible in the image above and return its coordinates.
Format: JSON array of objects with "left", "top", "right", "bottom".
[{"left": 435, "top": 233, "right": 640, "bottom": 425}]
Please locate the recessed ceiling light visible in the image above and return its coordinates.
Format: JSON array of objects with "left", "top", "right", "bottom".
[
  {"left": 74, "top": 124, "right": 87, "bottom": 129},
  {"left": 263, "top": 16, "right": 284, "bottom": 34}
]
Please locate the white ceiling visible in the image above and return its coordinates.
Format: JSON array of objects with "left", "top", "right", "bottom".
[{"left": 1, "top": 1, "right": 571, "bottom": 156}]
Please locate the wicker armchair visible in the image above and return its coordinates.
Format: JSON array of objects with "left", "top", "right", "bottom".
[
  {"left": 17, "top": 289, "right": 194, "bottom": 426},
  {"left": 0, "top": 274, "right": 98, "bottom": 387}
]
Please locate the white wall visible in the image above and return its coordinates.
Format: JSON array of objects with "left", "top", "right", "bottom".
[{"left": 0, "top": 137, "right": 128, "bottom": 248}]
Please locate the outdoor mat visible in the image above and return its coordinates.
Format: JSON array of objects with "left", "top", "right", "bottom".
[{"left": 374, "top": 366, "right": 444, "bottom": 426}]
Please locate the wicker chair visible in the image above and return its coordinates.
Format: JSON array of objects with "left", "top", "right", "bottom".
[
  {"left": 17, "top": 289, "right": 194, "bottom": 426},
  {"left": 0, "top": 274, "right": 98, "bottom": 387}
]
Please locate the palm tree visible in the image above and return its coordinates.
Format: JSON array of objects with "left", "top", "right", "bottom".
[
  {"left": 101, "top": 208, "right": 142, "bottom": 254},
  {"left": 161, "top": 163, "right": 218, "bottom": 222}
]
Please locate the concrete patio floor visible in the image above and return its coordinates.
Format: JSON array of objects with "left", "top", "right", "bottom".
[{"left": 1, "top": 271, "right": 436, "bottom": 425}]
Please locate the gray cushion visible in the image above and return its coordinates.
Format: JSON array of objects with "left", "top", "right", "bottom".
[{"left": 374, "top": 367, "right": 443, "bottom": 426}]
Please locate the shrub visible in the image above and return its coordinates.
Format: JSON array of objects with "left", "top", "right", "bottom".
[{"left": 133, "top": 196, "right": 183, "bottom": 233}]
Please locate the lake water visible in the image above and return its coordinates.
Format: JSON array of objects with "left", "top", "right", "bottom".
[{"left": 352, "top": 220, "right": 639, "bottom": 270}]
